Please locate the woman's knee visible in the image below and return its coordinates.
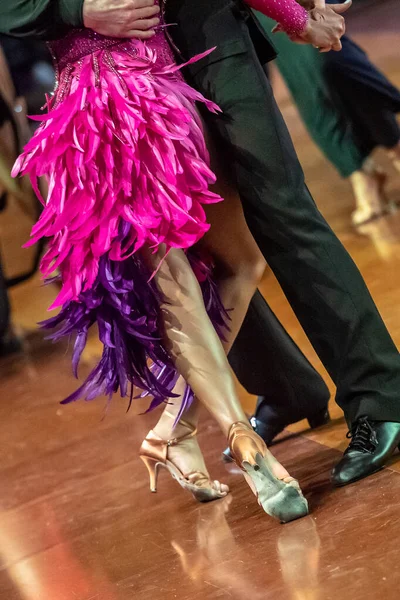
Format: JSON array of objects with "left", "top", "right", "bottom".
[
  {"left": 245, "top": 258, "right": 266, "bottom": 288},
  {"left": 218, "top": 250, "right": 266, "bottom": 287}
]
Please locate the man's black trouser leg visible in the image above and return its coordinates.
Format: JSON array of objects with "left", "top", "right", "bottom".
[
  {"left": 188, "top": 26, "right": 400, "bottom": 424},
  {"left": 228, "top": 290, "right": 330, "bottom": 420}
]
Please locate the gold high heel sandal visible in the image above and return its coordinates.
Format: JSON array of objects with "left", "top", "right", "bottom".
[
  {"left": 140, "top": 420, "right": 229, "bottom": 503},
  {"left": 228, "top": 422, "right": 309, "bottom": 523}
]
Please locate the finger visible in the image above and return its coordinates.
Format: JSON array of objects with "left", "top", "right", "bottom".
[
  {"left": 330, "top": 0, "right": 352, "bottom": 14},
  {"left": 331, "top": 40, "right": 343, "bottom": 51},
  {"left": 132, "top": 5, "right": 161, "bottom": 19},
  {"left": 129, "top": 17, "right": 160, "bottom": 31},
  {"left": 319, "top": 45, "right": 332, "bottom": 53},
  {"left": 124, "top": 29, "right": 156, "bottom": 39},
  {"left": 313, "top": 0, "right": 326, "bottom": 7}
]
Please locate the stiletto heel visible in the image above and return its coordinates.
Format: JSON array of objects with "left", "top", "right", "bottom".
[
  {"left": 140, "top": 421, "right": 228, "bottom": 503},
  {"left": 140, "top": 455, "right": 159, "bottom": 492},
  {"left": 228, "top": 422, "right": 309, "bottom": 523}
]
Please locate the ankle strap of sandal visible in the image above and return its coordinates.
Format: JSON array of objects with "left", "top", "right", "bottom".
[{"left": 150, "top": 415, "right": 198, "bottom": 447}]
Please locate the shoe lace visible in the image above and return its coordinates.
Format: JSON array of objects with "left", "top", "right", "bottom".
[{"left": 345, "top": 416, "right": 378, "bottom": 454}]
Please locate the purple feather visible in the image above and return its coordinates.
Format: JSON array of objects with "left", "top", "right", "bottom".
[{"left": 42, "top": 228, "right": 230, "bottom": 416}]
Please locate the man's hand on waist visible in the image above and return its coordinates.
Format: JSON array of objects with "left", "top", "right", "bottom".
[{"left": 83, "top": 0, "right": 160, "bottom": 38}]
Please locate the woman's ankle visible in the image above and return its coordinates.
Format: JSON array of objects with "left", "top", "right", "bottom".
[{"left": 152, "top": 408, "right": 196, "bottom": 441}]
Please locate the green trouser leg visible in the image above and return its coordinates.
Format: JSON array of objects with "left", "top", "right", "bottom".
[{"left": 254, "top": 13, "right": 365, "bottom": 178}]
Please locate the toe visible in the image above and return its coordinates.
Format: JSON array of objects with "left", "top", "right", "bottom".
[{"left": 214, "top": 480, "right": 229, "bottom": 495}]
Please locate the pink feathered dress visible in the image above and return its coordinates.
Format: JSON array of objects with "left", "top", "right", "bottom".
[{"left": 13, "top": 22, "right": 228, "bottom": 413}]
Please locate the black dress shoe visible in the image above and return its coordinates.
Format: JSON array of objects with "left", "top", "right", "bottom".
[
  {"left": 222, "top": 406, "right": 330, "bottom": 462},
  {"left": 250, "top": 407, "right": 331, "bottom": 445},
  {"left": 331, "top": 416, "right": 400, "bottom": 487}
]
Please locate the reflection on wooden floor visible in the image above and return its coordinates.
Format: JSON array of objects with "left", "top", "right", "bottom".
[{"left": 1, "top": 2, "right": 400, "bottom": 599}]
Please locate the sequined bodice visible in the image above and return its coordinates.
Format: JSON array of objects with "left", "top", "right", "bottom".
[{"left": 48, "top": 23, "right": 174, "bottom": 74}]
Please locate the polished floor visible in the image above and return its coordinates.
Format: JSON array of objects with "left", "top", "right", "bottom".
[{"left": 1, "top": 2, "right": 400, "bottom": 599}]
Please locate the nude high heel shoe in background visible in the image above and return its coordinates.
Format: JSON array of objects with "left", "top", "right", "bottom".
[
  {"left": 350, "top": 161, "right": 390, "bottom": 227},
  {"left": 140, "top": 420, "right": 229, "bottom": 503},
  {"left": 228, "top": 422, "right": 309, "bottom": 523}
]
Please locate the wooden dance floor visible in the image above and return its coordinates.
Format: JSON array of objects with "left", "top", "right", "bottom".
[{"left": 1, "top": 2, "right": 400, "bottom": 598}]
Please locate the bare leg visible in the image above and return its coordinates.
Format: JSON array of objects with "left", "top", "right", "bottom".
[
  {"left": 197, "top": 164, "right": 266, "bottom": 354},
  {"left": 153, "top": 170, "right": 266, "bottom": 437},
  {"left": 152, "top": 157, "right": 267, "bottom": 488},
  {"left": 141, "top": 138, "right": 307, "bottom": 519},
  {"left": 148, "top": 246, "right": 246, "bottom": 436},
  {"left": 141, "top": 244, "right": 307, "bottom": 520}
]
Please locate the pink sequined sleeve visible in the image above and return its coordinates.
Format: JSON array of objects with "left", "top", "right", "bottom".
[{"left": 246, "top": 0, "right": 309, "bottom": 36}]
